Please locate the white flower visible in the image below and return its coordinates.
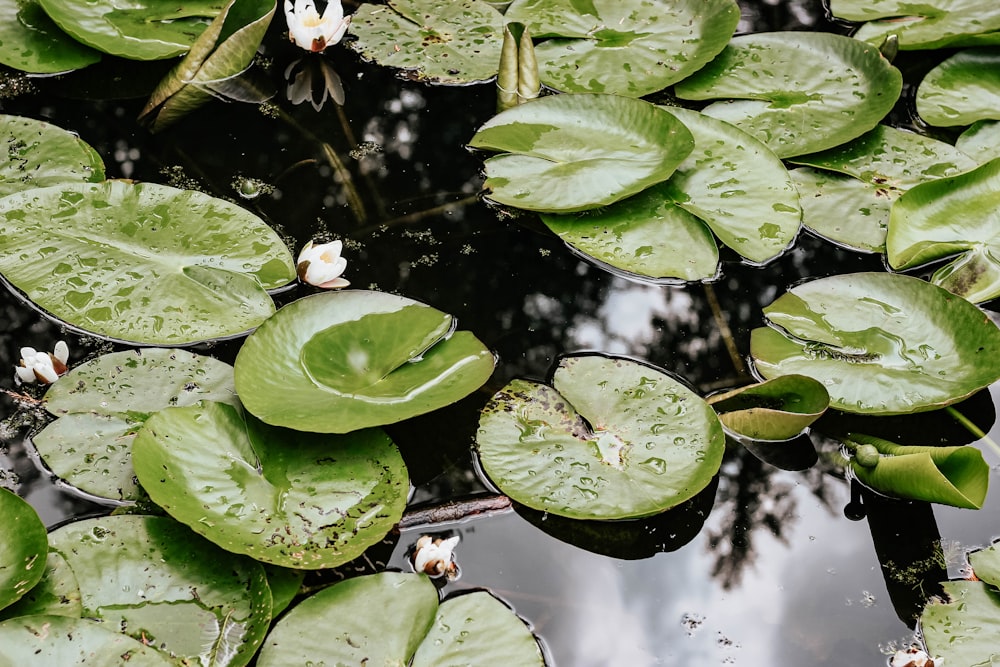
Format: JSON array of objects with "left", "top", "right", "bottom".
[
  {"left": 890, "top": 648, "right": 940, "bottom": 667},
  {"left": 15, "top": 341, "right": 69, "bottom": 384},
  {"left": 412, "top": 535, "right": 460, "bottom": 579},
  {"left": 297, "top": 240, "right": 350, "bottom": 289},
  {"left": 284, "top": 0, "right": 351, "bottom": 52}
]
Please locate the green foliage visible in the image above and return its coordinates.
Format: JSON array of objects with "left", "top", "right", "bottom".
[
  {"left": 708, "top": 375, "right": 829, "bottom": 441},
  {"left": 0, "top": 0, "right": 100, "bottom": 73},
  {"left": 0, "top": 488, "right": 47, "bottom": 613},
  {"left": 830, "top": 0, "right": 1000, "bottom": 50},
  {"left": 0, "top": 114, "right": 104, "bottom": 197},
  {"left": 917, "top": 47, "right": 1000, "bottom": 126}
]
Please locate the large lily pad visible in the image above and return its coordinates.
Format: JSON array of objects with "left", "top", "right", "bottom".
[
  {"left": 503, "top": 0, "right": 739, "bottom": 97},
  {"left": 131, "top": 401, "right": 409, "bottom": 569},
  {"left": 48, "top": 514, "right": 272, "bottom": 666},
  {"left": 0, "top": 553, "right": 81, "bottom": 621},
  {"left": 674, "top": 32, "right": 902, "bottom": 158},
  {"left": 36, "top": 0, "right": 227, "bottom": 60},
  {"left": 707, "top": 375, "right": 829, "bottom": 441},
  {"left": 887, "top": 157, "right": 1000, "bottom": 304},
  {"left": 0, "top": 180, "right": 295, "bottom": 345},
  {"left": 0, "top": 0, "right": 100, "bottom": 73},
  {"left": 469, "top": 93, "right": 694, "bottom": 213},
  {"left": 0, "top": 488, "right": 47, "bottom": 612},
  {"left": 476, "top": 354, "right": 726, "bottom": 520},
  {"left": 920, "top": 580, "right": 1000, "bottom": 665},
  {"left": 917, "top": 48, "right": 1000, "bottom": 127},
  {"left": 0, "top": 615, "right": 175, "bottom": 666},
  {"left": 0, "top": 115, "right": 105, "bottom": 198},
  {"left": 750, "top": 272, "right": 1000, "bottom": 414},
  {"left": 234, "top": 290, "right": 495, "bottom": 433},
  {"left": 34, "top": 349, "right": 238, "bottom": 502},
  {"left": 830, "top": 0, "right": 1000, "bottom": 50}
]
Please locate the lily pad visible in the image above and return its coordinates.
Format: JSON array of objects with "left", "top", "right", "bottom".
[
  {"left": 348, "top": 0, "right": 504, "bottom": 84},
  {"left": 36, "top": 0, "right": 227, "bottom": 60},
  {"left": 707, "top": 375, "right": 829, "bottom": 441},
  {"left": 0, "top": 115, "right": 105, "bottom": 198},
  {"left": 790, "top": 168, "right": 892, "bottom": 252},
  {"left": 830, "top": 0, "right": 1000, "bottom": 50},
  {"left": 969, "top": 543, "right": 1000, "bottom": 587},
  {"left": 0, "top": 488, "right": 47, "bottom": 612},
  {"left": 48, "top": 514, "right": 272, "bottom": 666},
  {"left": 750, "top": 272, "right": 1000, "bottom": 414},
  {"left": 476, "top": 354, "right": 726, "bottom": 520},
  {"left": 0, "top": 553, "right": 81, "bottom": 621},
  {"left": 887, "top": 157, "right": 1000, "bottom": 304},
  {"left": 920, "top": 580, "right": 1000, "bottom": 665},
  {"left": 0, "top": 180, "right": 295, "bottom": 345},
  {"left": 33, "top": 349, "right": 238, "bottom": 502},
  {"left": 958, "top": 119, "right": 1000, "bottom": 163},
  {"left": 674, "top": 32, "right": 902, "bottom": 158},
  {"left": 0, "top": 0, "right": 100, "bottom": 73},
  {"left": 503, "top": 0, "right": 739, "bottom": 97},
  {"left": 131, "top": 401, "right": 409, "bottom": 569},
  {"left": 234, "top": 290, "right": 495, "bottom": 433},
  {"left": 469, "top": 93, "right": 695, "bottom": 213},
  {"left": 0, "top": 615, "right": 175, "bottom": 666},
  {"left": 917, "top": 48, "right": 1000, "bottom": 127}
]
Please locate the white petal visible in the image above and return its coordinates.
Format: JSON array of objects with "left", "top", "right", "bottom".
[
  {"left": 33, "top": 357, "right": 58, "bottom": 384},
  {"left": 20, "top": 347, "right": 37, "bottom": 361},
  {"left": 15, "top": 365, "right": 36, "bottom": 383},
  {"left": 53, "top": 341, "right": 69, "bottom": 364},
  {"left": 321, "top": 0, "right": 344, "bottom": 22}
]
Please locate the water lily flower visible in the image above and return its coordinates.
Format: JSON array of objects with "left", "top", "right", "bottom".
[
  {"left": 297, "top": 240, "right": 350, "bottom": 289},
  {"left": 15, "top": 341, "right": 69, "bottom": 384},
  {"left": 412, "top": 534, "right": 460, "bottom": 579},
  {"left": 284, "top": 0, "right": 351, "bottom": 53},
  {"left": 890, "top": 648, "right": 939, "bottom": 667}
]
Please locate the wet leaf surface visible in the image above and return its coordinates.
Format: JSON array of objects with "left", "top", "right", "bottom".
[
  {"left": 920, "top": 580, "right": 1000, "bottom": 665},
  {"left": 831, "top": 0, "right": 1000, "bottom": 50},
  {"left": 0, "top": 114, "right": 104, "bottom": 197},
  {"left": 708, "top": 375, "right": 829, "bottom": 441},
  {"left": 917, "top": 47, "right": 1000, "bottom": 126},
  {"left": 0, "top": 615, "right": 175, "bottom": 666},
  {"left": 0, "top": 0, "right": 100, "bottom": 73},
  {"left": 0, "top": 488, "right": 47, "bottom": 612}
]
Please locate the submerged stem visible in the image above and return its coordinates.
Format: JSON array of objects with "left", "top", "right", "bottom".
[
  {"left": 947, "top": 405, "right": 1000, "bottom": 458},
  {"left": 703, "top": 283, "right": 748, "bottom": 378}
]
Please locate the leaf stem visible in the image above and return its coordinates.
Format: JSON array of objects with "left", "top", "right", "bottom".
[
  {"left": 946, "top": 405, "right": 1000, "bottom": 458},
  {"left": 703, "top": 283, "right": 748, "bottom": 378}
]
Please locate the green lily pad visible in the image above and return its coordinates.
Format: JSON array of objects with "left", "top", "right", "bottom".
[
  {"left": 476, "top": 354, "right": 726, "bottom": 520},
  {"left": 0, "top": 180, "right": 295, "bottom": 345},
  {"left": 234, "top": 290, "right": 495, "bottom": 433},
  {"left": 921, "top": 580, "right": 1000, "bottom": 665},
  {"left": 0, "top": 115, "right": 104, "bottom": 198},
  {"left": 750, "top": 272, "right": 1000, "bottom": 414},
  {"left": 887, "top": 157, "right": 1000, "bottom": 304},
  {"left": 958, "top": 119, "right": 1000, "bottom": 163},
  {"left": 262, "top": 565, "right": 304, "bottom": 617},
  {"left": 0, "top": 488, "right": 47, "bottom": 612},
  {"left": 969, "top": 543, "right": 1000, "bottom": 587},
  {"left": 48, "top": 514, "right": 272, "bottom": 666},
  {"left": 0, "top": 0, "right": 100, "bottom": 73},
  {"left": 707, "top": 375, "right": 829, "bottom": 441},
  {"left": 830, "top": 0, "right": 1000, "bottom": 50},
  {"left": 0, "top": 553, "right": 81, "bottom": 621},
  {"left": 790, "top": 168, "right": 892, "bottom": 252},
  {"left": 0, "top": 615, "right": 175, "bottom": 666},
  {"left": 917, "top": 48, "right": 1000, "bottom": 127},
  {"left": 348, "top": 0, "right": 504, "bottom": 84},
  {"left": 469, "top": 93, "right": 695, "bottom": 213},
  {"left": 34, "top": 349, "right": 238, "bottom": 503},
  {"left": 674, "top": 32, "right": 902, "bottom": 158},
  {"left": 36, "top": 0, "right": 227, "bottom": 60},
  {"left": 132, "top": 401, "right": 409, "bottom": 569},
  {"left": 503, "top": 0, "right": 739, "bottom": 97}
]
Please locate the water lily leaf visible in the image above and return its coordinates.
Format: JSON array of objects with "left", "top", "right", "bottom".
[
  {"left": 48, "top": 514, "right": 272, "bottom": 666},
  {"left": 347, "top": 0, "right": 504, "bottom": 84},
  {"left": 0, "top": 488, "right": 47, "bottom": 612},
  {"left": 750, "top": 272, "right": 1000, "bottom": 414},
  {"left": 503, "top": 0, "right": 739, "bottom": 97},
  {"left": 0, "top": 0, "right": 100, "bottom": 73},
  {"left": 411, "top": 591, "right": 544, "bottom": 666},
  {"left": 0, "top": 180, "right": 295, "bottom": 345},
  {"left": 958, "top": 119, "right": 1000, "bottom": 164},
  {"left": 0, "top": 615, "right": 175, "bottom": 666},
  {"left": 262, "top": 565, "right": 304, "bottom": 617},
  {"left": 921, "top": 580, "right": 1000, "bottom": 665},
  {"left": 469, "top": 93, "right": 695, "bottom": 213},
  {"left": 234, "top": 290, "right": 495, "bottom": 433},
  {"left": 790, "top": 168, "right": 891, "bottom": 252},
  {"left": 0, "top": 115, "right": 105, "bottom": 198},
  {"left": 257, "top": 572, "right": 438, "bottom": 666},
  {"left": 36, "top": 0, "right": 227, "bottom": 60},
  {"left": 140, "top": 0, "right": 276, "bottom": 132},
  {"left": 131, "top": 401, "right": 409, "bottom": 569},
  {"left": 887, "top": 157, "right": 1000, "bottom": 304},
  {"left": 0, "top": 553, "right": 81, "bottom": 621},
  {"left": 969, "top": 543, "right": 1000, "bottom": 587},
  {"left": 476, "top": 354, "right": 726, "bottom": 520},
  {"left": 917, "top": 48, "right": 1000, "bottom": 127},
  {"left": 707, "top": 375, "right": 829, "bottom": 441},
  {"left": 675, "top": 32, "right": 902, "bottom": 158},
  {"left": 33, "top": 349, "right": 238, "bottom": 503},
  {"left": 830, "top": 0, "right": 1000, "bottom": 50}
]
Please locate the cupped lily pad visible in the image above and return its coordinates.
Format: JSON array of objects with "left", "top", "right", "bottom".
[
  {"left": 0, "top": 180, "right": 295, "bottom": 345},
  {"left": 48, "top": 514, "right": 272, "bottom": 666},
  {"left": 0, "top": 615, "right": 175, "bottom": 666},
  {"left": 476, "top": 354, "right": 726, "bottom": 520},
  {"left": 674, "top": 32, "right": 902, "bottom": 158},
  {"left": 0, "top": 115, "right": 104, "bottom": 198},
  {"left": 0, "top": 552, "right": 81, "bottom": 621},
  {"left": 750, "top": 272, "right": 1000, "bottom": 414},
  {"left": 348, "top": 0, "right": 504, "bottom": 84},
  {"left": 132, "top": 401, "right": 409, "bottom": 569},
  {"left": 707, "top": 375, "right": 829, "bottom": 441},
  {"left": 957, "top": 120, "right": 1000, "bottom": 163},
  {"left": 33, "top": 348, "right": 238, "bottom": 502},
  {"left": 0, "top": 488, "right": 47, "bottom": 612},
  {"left": 969, "top": 543, "right": 1000, "bottom": 587},
  {"left": 830, "top": 0, "right": 1000, "bottom": 50},
  {"left": 0, "top": 0, "right": 100, "bottom": 73},
  {"left": 504, "top": 0, "right": 739, "bottom": 97},
  {"left": 234, "top": 290, "right": 495, "bottom": 433},
  {"left": 917, "top": 48, "right": 1000, "bottom": 127},
  {"left": 920, "top": 580, "right": 1000, "bottom": 665},
  {"left": 36, "top": 0, "right": 227, "bottom": 60},
  {"left": 887, "top": 157, "right": 1000, "bottom": 304},
  {"left": 469, "top": 93, "right": 694, "bottom": 213}
]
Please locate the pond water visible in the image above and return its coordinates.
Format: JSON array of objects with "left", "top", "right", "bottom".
[{"left": 1, "top": 0, "right": 998, "bottom": 665}]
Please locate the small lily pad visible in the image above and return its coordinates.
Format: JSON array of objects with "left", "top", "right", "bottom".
[
  {"left": 790, "top": 168, "right": 892, "bottom": 252},
  {"left": 957, "top": 120, "right": 1000, "bottom": 163},
  {"left": 830, "top": 0, "right": 1000, "bottom": 50},
  {"left": 707, "top": 375, "right": 829, "bottom": 441},
  {"left": 0, "top": 615, "right": 175, "bottom": 666},
  {"left": 0, "top": 114, "right": 105, "bottom": 198},
  {"left": 917, "top": 48, "right": 1000, "bottom": 127},
  {"left": 920, "top": 580, "right": 1000, "bottom": 665},
  {"left": 0, "top": 0, "right": 100, "bottom": 73},
  {"left": 969, "top": 543, "right": 1000, "bottom": 587},
  {"left": 0, "top": 552, "right": 82, "bottom": 621},
  {"left": 0, "top": 488, "right": 47, "bottom": 613},
  {"left": 476, "top": 354, "right": 726, "bottom": 520}
]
